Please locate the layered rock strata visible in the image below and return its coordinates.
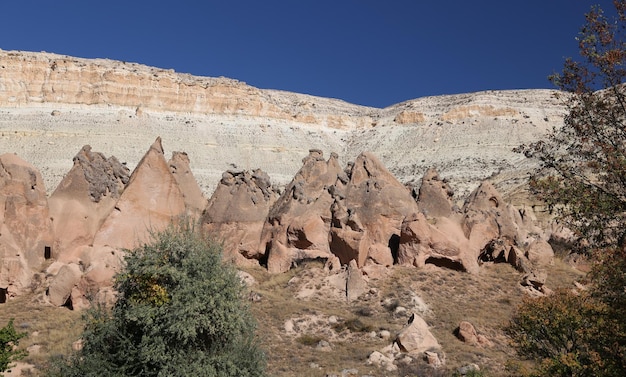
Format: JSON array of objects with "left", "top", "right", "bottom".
[{"left": 0, "top": 49, "right": 566, "bottom": 202}]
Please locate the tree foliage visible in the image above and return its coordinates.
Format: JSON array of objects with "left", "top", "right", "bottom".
[
  {"left": 509, "top": 2, "right": 626, "bottom": 376},
  {"left": 0, "top": 319, "right": 27, "bottom": 373},
  {"left": 517, "top": 0, "right": 626, "bottom": 249},
  {"left": 48, "top": 221, "right": 266, "bottom": 377}
]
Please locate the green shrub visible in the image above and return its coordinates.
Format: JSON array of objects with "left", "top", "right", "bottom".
[
  {"left": 0, "top": 318, "right": 27, "bottom": 372},
  {"left": 47, "top": 221, "right": 266, "bottom": 377}
]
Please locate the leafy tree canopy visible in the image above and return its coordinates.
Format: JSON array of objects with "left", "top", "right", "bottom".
[
  {"left": 516, "top": 0, "right": 626, "bottom": 250},
  {"left": 510, "top": 2, "right": 626, "bottom": 376}
]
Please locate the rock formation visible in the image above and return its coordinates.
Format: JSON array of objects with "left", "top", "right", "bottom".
[
  {"left": 168, "top": 151, "right": 207, "bottom": 219},
  {"left": 0, "top": 50, "right": 566, "bottom": 201},
  {"left": 92, "top": 137, "right": 187, "bottom": 249},
  {"left": 0, "top": 49, "right": 567, "bottom": 310},
  {"left": 48, "top": 145, "right": 130, "bottom": 261},
  {"left": 42, "top": 137, "right": 209, "bottom": 308},
  {"left": 329, "top": 152, "right": 419, "bottom": 268},
  {"left": 0, "top": 153, "right": 53, "bottom": 300},
  {"left": 201, "top": 169, "right": 277, "bottom": 265},
  {"left": 260, "top": 150, "right": 343, "bottom": 273}
]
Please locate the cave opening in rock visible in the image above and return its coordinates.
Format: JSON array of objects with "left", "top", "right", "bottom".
[
  {"left": 258, "top": 243, "right": 270, "bottom": 268},
  {"left": 425, "top": 256, "right": 466, "bottom": 272},
  {"left": 0, "top": 288, "right": 7, "bottom": 303},
  {"left": 44, "top": 245, "right": 51, "bottom": 259},
  {"left": 388, "top": 234, "right": 400, "bottom": 264}
]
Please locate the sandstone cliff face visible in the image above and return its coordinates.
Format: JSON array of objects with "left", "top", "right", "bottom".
[{"left": 0, "top": 49, "right": 566, "bottom": 202}]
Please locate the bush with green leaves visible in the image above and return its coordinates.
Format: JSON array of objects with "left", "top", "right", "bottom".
[
  {"left": 0, "top": 319, "right": 27, "bottom": 373},
  {"left": 48, "top": 221, "right": 266, "bottom": 377},
  {"left": 510, "top": 1, "right": 626, "bottom": 375}
]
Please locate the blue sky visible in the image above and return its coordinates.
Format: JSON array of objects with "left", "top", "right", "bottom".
[{"left": 0, "top": 1, "right": 614, "bottom": 108}]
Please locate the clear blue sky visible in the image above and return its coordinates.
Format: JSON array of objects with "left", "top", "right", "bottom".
[{"left": 0, "top": 1, "right": 615, "bottom": 108}]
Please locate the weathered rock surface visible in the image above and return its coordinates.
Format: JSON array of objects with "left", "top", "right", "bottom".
[
  {"left": 417, "top": 168, "right": 455, "bottom": 218},
  {"left": 330, "top": 152, "right": 419, "bottom": 267},
  {"left": 261, "top": 150, "right": 343, "bottom": 273},
  {"left": 395, "top": 313, "right": 441, "bottom": 354},
  {"left": 48, "top": 145, "right": 129, "bottom": 260},
  {"left": 0, "top": 153, "right": 53, "bottom": 298},
  {"left": 201, "top": 169, "right": 277, "bottom": 264},
  {"left": 0, "top": 50, "right": 566, "bottom": 202},
  {"left": 92, "top": 137, "right": 186, "bottom": 249},
  {"left": 44, "top": 138, "right": 206, "bottom": 307},
  {"left": 168, "top": 151, "right": 207, "bottom": 218}
]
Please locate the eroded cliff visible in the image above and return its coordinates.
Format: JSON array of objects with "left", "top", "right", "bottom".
[{"left": 0, "top": 49, "right": 566, "bottom": 199}]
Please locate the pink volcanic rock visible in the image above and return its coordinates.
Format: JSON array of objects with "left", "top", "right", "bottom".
[
  {"left": 0, "top": 153, "right": 54, "bottom": 299},
  {"left": 397, "top": 212, "right": 477, "bottom": 272},
  {"left": 201, "top": 169, "right": 277, "bottom": 265},
  {"left": 329, "top": 152, "right": 419, "bottom": 267},
  {"left": 48, "top": 145, "right": 129, "bottom": 262},
  {"left": 395, "top": 313, "right": 441, "bottom": 354},
  {"left": 168, "top": 151, "right": 207, "bottom": 219},
  {"left": 92, "top": 137, "right": 186, "bottom": 250},
  {"left": 261, "top": 150, "right": 343, "bottom": 273},
  {"left": 463, "top": 181, "right": 549, "bottom": 271},
  {"left": 416, "top": 168, "right": 455, "bottom": 218}
]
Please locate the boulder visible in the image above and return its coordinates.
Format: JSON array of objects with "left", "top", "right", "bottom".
[
  {"left": 526, "top": 239, "right": 555, "bottom": 267},
  {"left": 367, "top": 351, "right": 397, "bottom": 372},
  {"left": 395, "top": 313, "right": 440, "bottom": 354},
  {"left": 92, "top": 137, "right": 187, "bottom": 249},
  {"left": 0, "top": 153, "right": 54, "bottom": 298},
  {"left": 47, "top": 263, "right": 82, "bottom": 307},
  {"left": 346, "top": 259, "right": 367, "bottom": 302},
  {"left": 202, "top": 169, "right": 277, "bottom": 264},
  {"left": 48, "top": 145, "right": 129, "bottom": 261}
]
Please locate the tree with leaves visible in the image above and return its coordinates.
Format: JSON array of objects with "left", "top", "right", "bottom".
[
  {"left": 48, "top": 222, "right": 266, "bottom": 377},
  {"left": 0, "top": 319, "right": 27, "bottom": 374},
  {"left": 510, "top": 1, "right": 626, "bottom": 376},
  {"left": 517, "top": 0, "right": 626, "bottom": 250}
]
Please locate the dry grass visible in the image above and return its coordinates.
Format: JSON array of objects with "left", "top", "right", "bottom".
[
  {"left": 0, "top": 291, "right": 84, "bottom": 371},
  {"left": 0, "top": 257, "right": 585, "bottom": 377},
  {"left": 245, "top": 259, "right": 585, "bottom": 377}
]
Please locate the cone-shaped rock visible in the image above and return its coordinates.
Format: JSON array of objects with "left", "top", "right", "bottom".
[
  {"left": 168, "top": 151, "right": 207, "bottom": 218},
  {"left": 201, "top": 169, "right": 277, "bottom": 265},
  {"left": 48, "top": 145, "right": 130, "bottom": 261},
  {"left": 330, "top": 152, "right": 419, "bottom": 267},
  {"left": 92, "top": 137, "right": 186, "bottom": 249},
  {"left": 0, "top": 153, "right": 54, "bottom": 298},
  {"left": 261, "top": 150, "right": 343, "bottom": 273}
]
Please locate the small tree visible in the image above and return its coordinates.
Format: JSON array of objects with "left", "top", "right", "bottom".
[
  {"left": 0, "top": 319, "right": 27, "bottom": 373},
  {"left": 49, "top": 221, "right": 266, "bottom": 377}
]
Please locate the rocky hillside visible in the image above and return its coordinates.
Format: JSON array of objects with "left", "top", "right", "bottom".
[
  {"left": 0, "top": 49, "right": 583, "bottom": 377},
  {"left": 0, "top": 49, "right": 565, "bottom": 200}
]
